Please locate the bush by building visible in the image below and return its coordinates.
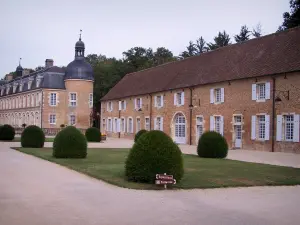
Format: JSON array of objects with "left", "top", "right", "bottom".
[
  {"left": 53, "top": 126, "right": 87, "bottom": 158},
  {"left": 125, "top": 130, "right": 184, "bottom": 183},
  {"left": 134, "top": 129, "right": 147, "bottom": 143},
  {"left": 197, "top": 131, "right": 228, "bottom": 158},
  {"left": 85, "top": 127, "right": 101, "bottom": 142},
  {"left": 0, "top": 124, "right": 15, "bottom": 141},
  {"left": 21, "top": 125, "right": 45, "bottom": 148}
]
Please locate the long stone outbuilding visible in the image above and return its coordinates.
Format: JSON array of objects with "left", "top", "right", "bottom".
[{"left": 101, "top": 27, "right": 300, "bottom": 153}]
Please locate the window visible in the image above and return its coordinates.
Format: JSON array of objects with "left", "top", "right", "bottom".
[
  {"left": 102, "top": 118, "right": 106, "bottom": 132},
  {"left": 155, "top": 116, "right": 163, "bottom": 131},
  {"left": 252, "top": 115, "right": 270, "bottom": 141},
  {"left": 31, "top": 94, "right": 35, "bottom": 107},
  {"left": 27, "top": 95, "right": 30, "bottom": 107},
  {"left": 174, "top": 92, "right": 184, "bottom": 106},
  {"left": 121, "top": 118, "right": 125, "bottom": 132},
  {"left": 215, "top": 116, "right": 221, "bottom": 134},
  {"left": 145, "top": 117, "right": 150, "bottom": 131},
  {"left": 128, "top": 118, "right": 133, "bottom": 133},
  {"left": 49, "top": 114, "right": 56, "bottom": 124},
  {"left": 252, "top": 82, "right": 270, "bottom": 101},
  {"left": 155, "top": 95, "right": 163, "bottom": 108},
  {"left": 284, "top": 115, "right": 294, "bottom": 141},
  {"left": 16, "top": 97, "right": 18, "bottom": 108},
  {"left": 89, "top": 93, "right": 93, "bottom": 108},
  {"left": 196, "top": 116, "right": 204, "bottom": 140},
  {"left": 210, "top": 88, "right": 224, "bottom": 104},
  {"left": 69, "top": 93, "right": 77, "bottom": 107},
  {"left": 69, "top": 115, "right": 76, "bottom": 126},
  {"left": 22, "top": 96, "right": 26, "bottom": 108},
  {"left": 50, "top": 93, "right": 57, "bottom": 106},
  {"left": 107, "top": 102, "right": 113, "bottom": 112},
  {"left": 119, "top": 100, "right": 126, "bottom": 111},
  {"left": 36, "top": 93, "right": 39, "bottom": 106},
  {"left": 258, "top": 115, "right": 266, "bottom": 139},
  {"left": 107, "top": 118, "right": 112, "bottom": 132},
  {"left": 136, "top": 117, "right": 141, "bottom": 133},
  {"left": 210, "top": 116, "right": 224, "bottom": 135},
  {"left": 113, "top": 118, "right": 118, "bottom": 133},
  {"left": 135, "top": 98, "right": 142, "bottom": 110},
  {"left": 215, "top": 89, "right": 221, "bottom": 103}
]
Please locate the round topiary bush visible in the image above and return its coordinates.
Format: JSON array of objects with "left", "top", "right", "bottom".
[
  {"left": 85, "top": 127, "right": 101, "bottom": 142},
  {"left": 21, "top": 125, "right": 45, "bottom": 148},
  {"left": 0, "top": 124, "right": 15, "bottom": 140},
  {"left": 125, "top": 130, "right": 184, "bottom": 183},
  {"left": 53, "top": 126, "right": 87, "bottom": 158},
  {"left": 197, "top": 131, "right": 228, "bottom": 158},
  {"left": 134, "top": 129, "right": 147, "bottom": 143}
]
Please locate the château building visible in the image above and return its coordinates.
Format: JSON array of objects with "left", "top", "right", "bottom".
[
  {"left": 0, "top": 35, "right": 94, "bottom": 132},
  {"left": 101, "top": 27, "right": 300, "bottom": 153}
]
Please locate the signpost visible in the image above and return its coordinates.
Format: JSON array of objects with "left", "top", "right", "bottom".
[{"left": 155, "top": 173, "right": 176, "bottom": 189}]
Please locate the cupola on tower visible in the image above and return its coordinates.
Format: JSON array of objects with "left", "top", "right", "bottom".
[{"left": 64, "top": 30, "right": 94, "bottom": 128}]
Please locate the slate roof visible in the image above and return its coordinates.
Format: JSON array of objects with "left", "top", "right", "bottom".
[
  {"left": 0, "top": 66, "right": 65, "bottom": 97},
  {"left": 102, "top": 27, "right": 300, "bottom": 101}
]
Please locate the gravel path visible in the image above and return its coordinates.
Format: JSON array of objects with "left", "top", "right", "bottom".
[{"left": 0, "top": 143, "right": 300, "bottom": 225}]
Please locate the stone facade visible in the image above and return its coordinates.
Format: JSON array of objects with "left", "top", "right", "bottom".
[{"left": 101, "top": 72, "right": 300, "bottom": 153}]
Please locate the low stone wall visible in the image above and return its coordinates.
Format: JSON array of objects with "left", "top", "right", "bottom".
[{"left": 15, "top": 127, "right": 87, "bottom": 136}]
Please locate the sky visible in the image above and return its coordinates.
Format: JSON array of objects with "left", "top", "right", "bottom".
[{"left": 0, "top": 0, "right": 290, "bottom": 77}]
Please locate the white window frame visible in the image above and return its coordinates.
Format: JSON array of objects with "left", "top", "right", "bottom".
[
  {"left": 155, "top": 95, "right": 164, "bottom": 108},
  {"left": 49, "top": 114, "right": 56, "bottom": 125},
  {"left": 258, "top": 115, "right": 266, "bottom": 140},
  {"left": 69, "top": 114, "right": 76, "bottom": 126},
  {"left": 113, "top": 117, "right": 118, "bottom": 133},
  {"left": 145, "top": 116, "right": 150, "bottom": 131},
  {"left": 134, "top": 98, "right": 142, "bottom": 110},
  {"left": 196, "top": 115, "right": 204, "bottom": 142},
  {"left": 136, "top": 117, "right": 141, "bottom": 133},
  {"left": 102, "top": 118, "right": 106, "bottom": 132},
  {"left": 89, "top": 93, "right": 93, "bottom": 108},
  {"left": 210, "top": 115, "right": 224, "bottom": 135},
  {"left": 50, "top": 93, "right": 57, "bottom": 106},
  {"left": 210, "top": 88, "right": 224, "bottom": 104},
  {"left": 251, "top": 114, "right": 270, "bottom": 141},
  {"left": 277, "top": 114, "right": 299, "bottom": 142},
  {"left": 107, "top": 118, "right": 112, "bottom": 132},
  {"left": 119, "top": 100, "right": 126, "bottom": 111},
  {"left": 127, "top": 117, "right": 133, "bottom": 133},
  {"left": 252, "top": 82, "right": 270, "bottom": 102},
  {"left": 107, "top": 101, "right": 113, "bottom": 112},
  {"left": 121, "top": 117, "right": 126, "bottom": 133},
  {"left": 69, "top": 92, "right": 77, "bottom": 107},
  {"left": 154, "top": 116, "right": 164, "bottom": 131}
]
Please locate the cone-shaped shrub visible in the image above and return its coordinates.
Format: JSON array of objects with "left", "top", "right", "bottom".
[
  {"left": 85, "top": 127, "right": 101, "bottom": 142},
  {"left": 0, "top": 124, "right": 15, "bottom": 140},
  {"left": 21, "top": 125, "right": 45, "bottom": 148},
  {"left": 197, "top": 131, "right": 228, "bottom": 158},
  {"left": 134, "top": 129, "right": 147, "bottom": 143},
  {"left": 125, "top": 130, "right": 184, "bottom": 183},
  {"left": 53, "top": 126, "right": 87, "bottom": 158}
]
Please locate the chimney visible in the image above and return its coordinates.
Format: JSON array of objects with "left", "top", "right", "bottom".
[
  {"left": 5, "top": 74, "right": 13, "bottom": 81},
  {"left": 22, "top": 69, "right": 30, "bottom": 76},
  {"left": 45, "top": 59, "right": 54, "bottom": 68}
]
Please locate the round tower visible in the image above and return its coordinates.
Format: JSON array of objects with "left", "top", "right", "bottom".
[{"left": 65, "top": 31, "right": 94, "bottom": 128}]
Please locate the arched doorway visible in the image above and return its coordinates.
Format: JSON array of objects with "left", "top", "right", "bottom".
[{"left": 173, "top": 112, "right": 186, "bottom": 144}]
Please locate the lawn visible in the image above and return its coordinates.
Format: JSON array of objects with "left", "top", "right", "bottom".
[
  {"left": 13, "top": 137, "right": 55, "bottom": 142},
  {"left": 15, "top": 148, "right": 300, "bottom": 189}
]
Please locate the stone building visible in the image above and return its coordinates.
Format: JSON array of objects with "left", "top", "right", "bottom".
[
  {"left": 0, "top": 35, "right": 94, "bottom": 132},
  {"left": 101, "top": 27, "right": 300, "bottom": 153}
]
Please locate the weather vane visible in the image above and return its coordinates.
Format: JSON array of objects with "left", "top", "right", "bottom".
[
  {"left": 79, "top": 29, "right": 82, "bottom": 40},
  {"left": 19, "top": 57, "right": 22, "bottom": 66}
]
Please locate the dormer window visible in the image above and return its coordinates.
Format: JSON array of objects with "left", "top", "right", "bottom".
[
  {"left": 13, "top": 81, "right": 19, "bottom": 93},
  {"left": 19, "top": 80, "right": 24, "bottom": 92},
  {"left": 36, "top": 74, "right": 43, "bottom": 88},
  {"left": 0, "top": 86, "right": 4, "bottom": 96},
  {"left": 28, "top": 77, "right": 34, "bottom": 89},
  {"left": 6, "top": 84, "right": 11, "bottom": 95}
]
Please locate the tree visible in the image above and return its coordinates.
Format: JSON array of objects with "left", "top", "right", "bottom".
[
  {"left": 252, "top": 23, "right": 262, "bottom": 38},
  {"left": 207, "top": 31, "right": 231, "bottom": 50},
  {"left": 180, "top": 41, "right": 197, "bottom": 58},
  {"left": 153, "top": 47, "right": 174, "bottom": 65},
  {"left": 195, "top": 36, "right": 207, "bottom": 54},
  {"left": 122, "top": 47, "right": 154, "bottom": 70},
  {"left": 234, "top": 25, "right": 251, "bottom": 43},
  {"left": 278, "top": 0, "right": 300, "bottom": 30}
]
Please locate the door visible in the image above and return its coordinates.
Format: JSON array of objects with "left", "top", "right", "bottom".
[
  {"left": 174, "top": 113, "right": 186, "bottom": 144},
  {"left": 233, "top": 115, "right": 242, "bottom": 148}
]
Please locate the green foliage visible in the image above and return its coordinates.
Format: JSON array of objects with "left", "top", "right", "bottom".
[
  {"left": 21, "top": 125, "right": 45, "bottom": 148},
  {"left": 207, "top": 31, "right": 231, "bottom": 50},
  {"left": 234, "top": 25, "right": 251, "bottom": 43},
  {"left": 278, "top": 0, "right": 300, "bottom": 31},
  {"left": 134, "top": 129, "right": 147, "bottom": 142},
  {"left": 85, "top": 127, "right": 101, "bottom": 142},
  {"left": 180, "top": 37, "right": 207, "bottom": 58},
  {"left": 53, "top": 126, "right": 87, "bottom": 158},
  {"left": 197, "top": 131, "right": 228, "bottom": 158},
  {"left": 0, "top": 124, "right": 15, "bottom": 140},
  {"left": 125, "top": 130, "right": 184, "bottom": 183}
]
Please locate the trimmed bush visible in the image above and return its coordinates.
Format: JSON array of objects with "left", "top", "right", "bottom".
[
  {"left": 53, "top": 126, "right": 87, "bottom": 158},
  {"left": 197, "top": 131, "right": 228, "bottom": 158},
  {"left": 85, "top": 127, "right": 101, "bottom": 142},
  {"left": 134, "top": 129, "right": 147, "bottom": 143},
  {"left": 21, "top": 125, "right": 45, "bottom": 148},
  {"left": 0, "top": 124, "right": 15, "bottom": 140},
  {"left": 125, "top": 130, "right": 184, "bottom": 183}
]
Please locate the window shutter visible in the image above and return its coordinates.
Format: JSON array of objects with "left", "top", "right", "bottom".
[
  {"left": 210, "top": 116, "right": 214, "bottom": 131},
  {"left": 160, "top": 117, "right": 164, "bottom": 131},
  {"left": 276, "top": 115, "right": 283, "bottom": 141},
  {"left": 210, "top": 89, "right": 214, "bottom": 104},
  {"left": 181, "top": 92, "right": 185, "bottom": 105},
  {"left": 154, "top": 96, "right": 157, "bottom": 107},
  {"left": 134, "top": 99, "right": 137, "bottom": 110},
  {"left": 221, "top": 88, "right": 225, "bottom": 103},
  {"left": 252, "top": 84, "right": 257, "bottom": 100},
  {"left": 126, "top": 119, "right": 129, "bottom": 133},
  {"left": 113, "top": 119, "right": 115, "bottom": 133},
  {"left": 117, "top": 119, "right": 121, "bottom": 132},
  {"left": 140, "top": 98, "right": 143, "bottom": 108},
  {"left": 154, "top": 118, "right": 157, "bottom": 130},
  {"left": 265, "top": 115, "right": 270, "bottom": 140},
  {"left": 161, "top": 95, "right": 164, "bottom": 107},
  {"left": 174, "top": 93, "right": 177, "bottom": 106},
  {"left": 220, "top": 116, "right": 224, "bottom": 136},
  {"left": 265, "top": 82, "right": 271, "bottom": 100},
  {"left": 124, "top": 101, "right": 127, "bottom": 110},
  {"left": 251, "top": 115, "right": 256, "bottom": 140},
  {"left": 293, "top": 114, "right": 300, "bottom": 142},
  {"left": 111, "top": 102, "right": 113, "bottom": 112},
  {"left": 119, "top": 101, "right": 121, "bottom": 110}
]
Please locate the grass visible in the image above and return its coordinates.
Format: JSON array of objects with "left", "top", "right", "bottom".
[
  {"left": 12, "top": 137, "right": 55, "bottom": 142},
  {"left": 15, "top": 148, "right": 300, "bottom": 189}
]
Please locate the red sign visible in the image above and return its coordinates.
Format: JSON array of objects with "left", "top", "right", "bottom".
[{"left": 156, "top": 174, "right": 174, "bottom": 181}]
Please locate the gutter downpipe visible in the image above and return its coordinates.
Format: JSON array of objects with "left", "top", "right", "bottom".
[
  {"left": 189, "top": 88, "right": 193, "bottom": 145},
  {"left": 149, "top": 94, "right": 152, "bottom": 130},
  {"left": 40, "top": 90, "right": 43, "bottom": 129},
  {"left": 271, "top": 77, "right": 276, "bottom": 152}
]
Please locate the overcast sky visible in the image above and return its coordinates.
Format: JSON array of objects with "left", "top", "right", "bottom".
[{"left": 0, "top": 0, "right": 289, "bottom": 77}]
